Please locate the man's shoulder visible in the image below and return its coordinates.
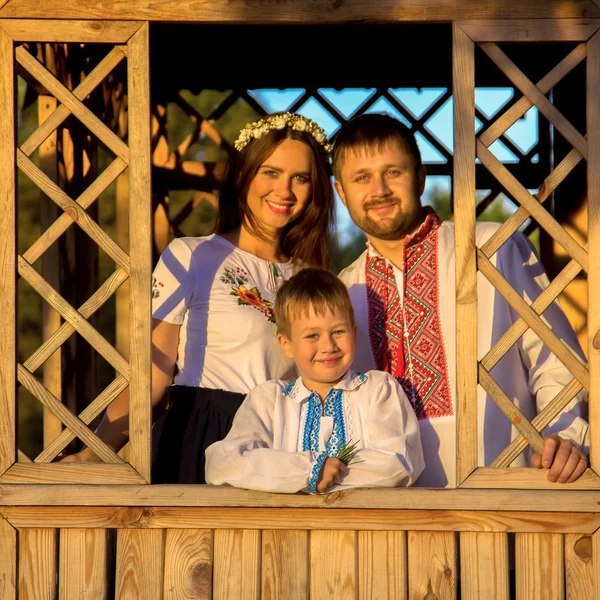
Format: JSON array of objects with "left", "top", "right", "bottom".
[{"left": 338, "top": 250, "right": 368, "bottom": 284}]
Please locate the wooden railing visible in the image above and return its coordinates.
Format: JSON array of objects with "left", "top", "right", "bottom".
[{"left": 1, "top": 486, "right": 599, "bottom": 598}]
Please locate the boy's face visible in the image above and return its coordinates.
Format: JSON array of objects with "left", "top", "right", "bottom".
[{"left": 278, "top": 304, "right": 356, "bottom": 398}]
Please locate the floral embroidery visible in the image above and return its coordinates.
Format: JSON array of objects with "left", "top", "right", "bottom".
[
  {"left": 220, "top": 266, "right": 276, "bottom": 323},
  {"left": 151, "top": 276, "right": 164, "bottom": 299}
]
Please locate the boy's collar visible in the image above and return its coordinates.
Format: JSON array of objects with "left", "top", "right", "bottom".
[{"left": 283, "top": 370, "right": 368, "bottom": 403}]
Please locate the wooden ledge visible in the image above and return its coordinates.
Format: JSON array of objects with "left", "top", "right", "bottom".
[{"left": 2, "top": 485, "right": 600, "bottom": 513}]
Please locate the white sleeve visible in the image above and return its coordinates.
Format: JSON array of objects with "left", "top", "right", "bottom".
[
  {"left": 205, "top": 385, "right": 317, "bottom": 493},
  {"left": 151, "top": 238, "right": 197, "bottom": 324},
  {"left": 336, "top": 374, "right": 425, "bottom": 489},
  {"left": 499, "top": 233, "right": 589, "bottom": 450}
]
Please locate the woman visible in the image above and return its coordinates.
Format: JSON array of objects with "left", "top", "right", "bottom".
[{"left": 63, "top": 112, "right": 335, "bottom": 483}]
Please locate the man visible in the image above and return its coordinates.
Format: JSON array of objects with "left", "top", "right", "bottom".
[{"left": 334, "top": 113, "right": 589, "bottom": 487}]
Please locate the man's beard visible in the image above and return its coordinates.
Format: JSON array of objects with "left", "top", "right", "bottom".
[{"left": 351, "top": 199, "right": 421, "bottom": 241}]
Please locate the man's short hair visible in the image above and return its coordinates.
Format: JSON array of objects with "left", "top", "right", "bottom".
[
  {"left": 275, "top": 268, "right": 355, "bottom": 338},
  {"left": 332, "top": 112, "right": 423, "bottom": 179}
]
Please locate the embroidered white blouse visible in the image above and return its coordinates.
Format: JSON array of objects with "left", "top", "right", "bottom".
[
  {"left": 151, "top": 234, "right": 296, "bottom": 393},
  {"left": 339, "top": 220, "right": 589, "bottom": 488},
  {"left": 204, "top": 369, "right": 425, "bottom": 494}
]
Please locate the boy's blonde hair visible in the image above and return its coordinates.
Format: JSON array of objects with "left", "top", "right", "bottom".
[{"left": 275, "top": 268, "right": 355, "bottom": 338}]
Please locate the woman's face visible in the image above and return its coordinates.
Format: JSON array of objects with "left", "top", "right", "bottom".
[{"left": 245, "top": 138, "right": 313, "bottom": 235}]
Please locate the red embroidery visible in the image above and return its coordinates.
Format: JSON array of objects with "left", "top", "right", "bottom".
[{"left": 365, "top": 209, "right": 453, "bottom": 420}]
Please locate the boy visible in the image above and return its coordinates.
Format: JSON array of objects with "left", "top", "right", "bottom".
[{"left": 205, "top": 268, "right": 424, "bottom": 494}]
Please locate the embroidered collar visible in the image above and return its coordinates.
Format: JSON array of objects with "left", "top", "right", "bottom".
[
  {"left": 366, "top": 207, "right": 442, "bottom": 261},
  {"left": 282, "top": 370, "right": 368, "bottom": 403}
]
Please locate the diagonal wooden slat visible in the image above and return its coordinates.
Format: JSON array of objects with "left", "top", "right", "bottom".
[
  {"left": 478, "top": 142, "right": 588, "bottom": 271},
  {"left": 477, "top": 249, "right": 589, "bottom": 388},
  {"left": 480, "top": 42, "right": 588, "bottom": 159},
  {"left": 21, "top": 46, "right": 128, "bottom": 157},
  {"left": 17, "top": 450, "right": 31, "bottom": 463},
  {"left": 492, "top": 378, "right": 584, "bottom": 467},
  {"left": 480, "top": 147, "right": 584, "bottom": 258},
  {"left": 479, "top": 366, "right": 545, "bottom": 453},
  {"left": 18, "top": 151, "right": 130, "bottom": 272},
  {"left": 479, "top": 43, "right": 587, "bottom": 147},
  {"left": 15, "top": 46, "right": 129, "bottom": 161},
  {"left": 481, "top": 252, "right": 585, "bottom": 371},
  {"left": 24, "top": 156, "right": 127, "bottom": 265},
  {"left": 24, "top": 268, "right": 129, "bottom": 374},
  {"left": 35, "top": 375, "right": 129, "bottom": 463},
  {"left": 18, "top": 256, "right": 129, "bottom": 378},
  {"left": 17, "top": 365, "right": 123, "bottom": 464}
]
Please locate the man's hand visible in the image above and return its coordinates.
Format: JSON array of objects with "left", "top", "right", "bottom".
[
  {"left": 530, "top": 434, "right": 588, "bottom": 483},
  {"left": 316, "top": 457, "right": 347, "bottom": 493}
]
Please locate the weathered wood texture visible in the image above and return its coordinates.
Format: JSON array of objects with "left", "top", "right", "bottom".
[
  {"left": 0, "top": 518, "right": 16, "bottom": 600},
  {"left": 18, "top": 528, "right": 57, "bottom": 600},
  {"left": 408, "top": 531, "right": 457, "bottom": 599},
  {"left": 565, "top": 534, "right": 593, "bottom": 599},
  {"left": 126, "top": 22, "right": 152, "bottom": 483},
  {"left": 213, "top": 529, "right": 260, "bottom": 600},
  {"left": 310, "top": 530, "right": 356, "bottom": 600},
  {"left": 59, "top": 528, "right": 108, "bottom": 599},
  {"left": 1, "top": 1, "right": 600, "bottom": 21},
  {"left": 116, "top": 529, "right": 164, "bottom": 600},
  {"left": 5, "top": 485, "right": 600, "bottom": 512},
  {"left": 358, "top": 531, "right": 406, "bottom": 600},
  {"left": 516, "top": 533, "right": 564, "bottom": 599},
  {"left": 163, "top": 529, "right": 212, "bottom": 600},
  {"left": 262, "top": 530, "right": 308, "bottom": 600},
  {"left": 453, "top": 23, "right": 478, "bottom": 486},
  {"left": 0, "top": 26, "right": 15, "bottom": 475},
  {"left": 460, "top": 532, "right": 509, "bottom": 599},
  {"left": 588, "top": 30, "right": 600, "bottom": 480}
]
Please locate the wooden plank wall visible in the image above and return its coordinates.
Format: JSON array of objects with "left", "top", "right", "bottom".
[{"left": 2, "top": 512, "right": 598, "bottom": 599}]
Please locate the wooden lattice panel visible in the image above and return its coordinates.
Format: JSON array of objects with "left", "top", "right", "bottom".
[
  {"left": 453, "top": 20, "right": 600, "bottom": 488},
  {"left": 0, "top": 21, "right": 151, "bottom": 484}
]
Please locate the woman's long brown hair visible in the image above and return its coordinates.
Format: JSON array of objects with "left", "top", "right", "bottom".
[{"left": 217, "top": 126, "right": 334, "bottom": 268}]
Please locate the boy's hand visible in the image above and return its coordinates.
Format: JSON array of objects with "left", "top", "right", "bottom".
[
  {"left": 59, "top": 447, "right": 100, "bottom": 463},
  {"left": 530, "top": 434, "right": 588, "bottom": 483},
  {"left": 316, "top": 457, "right": 347, "bottom": 493}
]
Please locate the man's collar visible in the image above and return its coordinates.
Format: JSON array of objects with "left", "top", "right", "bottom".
[
  {"left": 366, "top": 207, "right": 442, "bottom": 260},
  {"left": 282, "top": 370, "right": 368, "bottom": 403}
]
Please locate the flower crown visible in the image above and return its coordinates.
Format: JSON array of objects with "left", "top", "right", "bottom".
[{"left": 233, "top": 112, "right": 332, "bottom": 154}]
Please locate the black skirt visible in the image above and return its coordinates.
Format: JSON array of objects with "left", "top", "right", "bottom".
[{"left": 151, "top": 386, "right": 245, "bottom": 484}]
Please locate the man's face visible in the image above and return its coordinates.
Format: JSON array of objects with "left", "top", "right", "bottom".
[{"left": 334, "top": 142, "right": 426, "bottom": 242}]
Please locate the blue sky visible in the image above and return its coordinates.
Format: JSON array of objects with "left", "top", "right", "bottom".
[{"left": 248, "top": 88, "right": 539, "bottom": 244}]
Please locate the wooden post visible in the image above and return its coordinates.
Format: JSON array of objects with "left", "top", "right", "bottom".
[
  {"left": 127, "top": 23, "right": 152, "bottom": 481},
  {"left": 0, "top": 26, "right": 16, "bottom": 475},
  {"left": 38, "top": 44, "right": 63, "bottom": 448},
  {"left": 452, "top": 23, "right": 478, "bottom": 486},
  {"left": 587, "top": 30, "right": 600, "bottom": 477}
]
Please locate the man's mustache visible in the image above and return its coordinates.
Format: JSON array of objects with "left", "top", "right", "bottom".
[{"left": 363, "top": 198, "right": 400, "bottom": 211}]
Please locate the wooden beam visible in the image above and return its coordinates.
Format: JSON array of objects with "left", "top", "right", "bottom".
[
  {"left": 461, "top": 467, "right": 600, "bottom": 490},
  {"left": 4, "top": 485, "right": 600, "bottom": 512},
  {"left": 0, "top": 463, "right": 145, "bottom": 484},
  {"left": 1, "top": 1, "right": 599, "bottom": 22},
  {"left": 460, "top": 532, "right": 509, "bottom": 599},
  {"left": 3, "top": 507, "right": 600, "bottom": 533},
  {"left": 127, "top": 22, "right": 152, "bottom": 483},
  {"left": 453, "top": 23, "right": 478, "bottom": 486},
  {"left": 0, "top": 26, "right": 15, "bottom": 475},
  {"left": 0, "top": 19, "right": 140, "bottom": 42},
  {"left": 587, "top": 30, "right": 600, "bottom": 483},
  {"left": 459, "top": 19, "right": 600, "bottom": 41},
  {"left": 0, "top": 518, "right": 16, "bottom": 600}
]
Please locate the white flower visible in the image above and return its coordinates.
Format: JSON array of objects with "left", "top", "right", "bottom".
[
  {"left": 238, "top": 131, "right": 248, "bottom": 142},
  {"left": 272, "top": 116, "right": 286, "bottom": 130},
  {"left": 253, "top": 126, "right": 268, "bottom": 139},
  {"left": 292, "top": 119, "right": 307, "bottom": 132},
  {"left": 314, "top": 132, "right": 326, "bottom": 143}
]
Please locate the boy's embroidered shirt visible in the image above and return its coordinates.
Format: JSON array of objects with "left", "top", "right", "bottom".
[
  {"left": 151, "top": 234, "right": 296, "bottom": 394},
  {"left": 205, "top": 370, "right": 425, "bottom": 494},
  {"left": 339, "top": 215, "right": 589, "bottom": 488}
]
